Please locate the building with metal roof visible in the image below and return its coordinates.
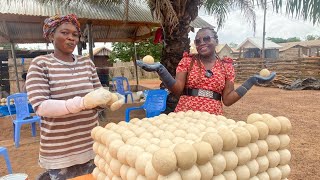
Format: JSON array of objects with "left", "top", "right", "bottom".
[
  {"left": 238, "top": 37, "right": 282, "bottom": 58},
  {"left": 0, "top": 0, "right": 213, "bottom": 44}
]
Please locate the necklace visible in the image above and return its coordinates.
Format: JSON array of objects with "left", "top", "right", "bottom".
[{"left": 205, "top": 70, "right": 213, "bottom": 78}]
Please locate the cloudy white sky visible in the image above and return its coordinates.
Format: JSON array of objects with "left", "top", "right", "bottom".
[
  {"left": 18, "top": 5, "right": 320, "bottom": 51},
  {"left": 193, "top": 6, "right": 320, "bottom": 44}
]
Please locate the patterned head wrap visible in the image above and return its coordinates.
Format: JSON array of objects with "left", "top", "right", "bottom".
[{"left": 43, "top": 14, "right": 81, "bottom": 40}]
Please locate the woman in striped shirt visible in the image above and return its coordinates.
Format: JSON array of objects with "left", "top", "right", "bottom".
[{"left": 26, "top": 14, "right": 117, "bottom": 179}]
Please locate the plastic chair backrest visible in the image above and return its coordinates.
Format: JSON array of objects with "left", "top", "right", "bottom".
[
  {"left": 112, "top": 77, "right": 130, "bottom": 94},
  {"left": 7, "top": 93, "right": 30, "bottom": 120},
  {"left": 142, "top": 89, "right": 168, "bottom": 112}
]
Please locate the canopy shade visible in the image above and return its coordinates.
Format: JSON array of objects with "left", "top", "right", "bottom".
[{"left": 0, "top": 0, "right": 213, "bottom": 43}]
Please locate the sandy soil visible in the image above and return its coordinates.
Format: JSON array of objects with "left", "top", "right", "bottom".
[{"left": 0, "top": 79, "right": 319, "bottom": 180}]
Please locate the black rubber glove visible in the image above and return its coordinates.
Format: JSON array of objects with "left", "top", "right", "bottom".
[
  {"left": 136, "top": 60, "right": 176, "bottom": 88},
  {"left": 236, "top": 72, "right": 276, "bottom": 97}
]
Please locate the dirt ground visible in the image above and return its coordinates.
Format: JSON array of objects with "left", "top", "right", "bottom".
[{"left": 0, "top": 79, "right": 319, "bottom": 180}]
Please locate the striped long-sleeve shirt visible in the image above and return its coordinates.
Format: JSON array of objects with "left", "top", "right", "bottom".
[{"left": 26, "top": 53, "right": 101, "bottom": 169}]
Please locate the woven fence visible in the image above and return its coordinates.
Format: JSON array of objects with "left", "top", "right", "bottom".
[{"left": 234, "top": 57, "right": 320, "bottom": 83}]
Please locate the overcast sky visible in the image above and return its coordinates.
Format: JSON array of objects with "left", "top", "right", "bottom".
[
  {"left": 18, "top": 5, "right": 320, "bottom": 51},
  {"left": 192, "top": 7, "right": 320, "bottom": 44}
]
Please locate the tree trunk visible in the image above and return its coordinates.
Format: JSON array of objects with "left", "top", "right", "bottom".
[{"left": 160, "top": 1, "right": 199, "bottom": 113}]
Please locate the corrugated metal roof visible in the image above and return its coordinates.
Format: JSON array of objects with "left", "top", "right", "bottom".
[
  {"left": 0, "top": 0, "right": 213, "bottom": 43},
  {"left": 238, "top": 37, "right": 282, "bottom": 50},
  {"left": 0, "top": 0, "right": 154, "bottom": 23}
]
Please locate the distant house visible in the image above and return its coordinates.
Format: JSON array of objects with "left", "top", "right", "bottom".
[
  {"left": 278, "top": 42, "right": 308, "bottom": 58},
  {"left": 86, "top": 46, "right": 113, "bottom": 68},
  {"left": 216, "top": 44, "right": 234, "bottom": 58},
  {"left": 238, "top": 37, "right": 282, "bottom": 58},
  {"left": 85, "top": 46, "right": 112, "bottom": 86},
  {"left": 278, "top": 40, "right": 320, "bottom": 58},
  {"left": 190, "top": 43, "right": 239, "bottom": 59}
]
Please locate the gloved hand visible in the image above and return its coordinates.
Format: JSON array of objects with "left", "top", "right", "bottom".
[
  {"left": 83, "top": 88, "right": 112, "bottom": 109},
  {"left": 254, "top": 72, "right": 276, "bottom": 84},
  {"left": 136, "top": 60, "right": 162, "bottom": 72},
  {"left": 236, "top": 72, "right": 276, "bottom": 97},
  {"left": 109, "top": 93, "right": 125, "bottom": 111},
  {"left": 136, "top": 60, "right": 176, "bottom": 88},
  {"left": 99, "top": 93, "right": 125, "bottom": 111}
]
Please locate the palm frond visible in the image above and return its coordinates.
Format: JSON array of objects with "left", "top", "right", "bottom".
[
  {"left": 203, "top": 0, "right": 256, "bottom": 32},
  {"left": 231, "top": 0, "right": 256, "bottom": 33},
  {"left": 285, "top": 0, "right": 320, "bottom": 24},
  {"left": 148, "top": 0, "right": 179, "bottom": 34}
]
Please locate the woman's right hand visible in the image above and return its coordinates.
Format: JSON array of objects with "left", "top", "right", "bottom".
[
  {"left": 83, "top": 88, "right": 112, "bottom": 109},
  {"left": 136, "top": 60, "right": 162, "bottom": 72}
]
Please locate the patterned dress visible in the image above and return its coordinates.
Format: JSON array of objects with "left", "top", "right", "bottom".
[{"left": 175, "top": 53, "right": 235, "bottom": 115}]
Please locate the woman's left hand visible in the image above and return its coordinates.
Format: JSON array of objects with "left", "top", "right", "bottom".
[{"left": 253, "top": 72, "right": 276, "bottom": 84}]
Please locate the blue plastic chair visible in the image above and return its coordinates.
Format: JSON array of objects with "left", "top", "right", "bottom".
[
  {"left": 7, "top": 93, "right": 41, "bottom": 148},
  {"left": 125, "top": 89, "right": 168, "bottom": 122},
  {"left": 0, "top": 147, "right": 12, "bottom": 174},
  {"left": 112, "top": 77, "right": 134, "bottom": 103}
]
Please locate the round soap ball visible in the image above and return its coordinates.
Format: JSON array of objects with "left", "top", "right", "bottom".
[
  {"left": 173, "top": 143, "right": 197, "bottom": 170},
  {"left": 256, "top": 156, "right": 269, "bottom": 173},
  {"left": 179, "top": 165, "right": 201, "bottom": 180},
  {"left": 145, "top": 161, "right": 159, "bottom": 180},
  {"left": 248, "top": 143, "right": 259, "bottom": 159},
  {"left": 259, "top": 68, "right": 271, "bottom": 77},
  {"left": 276, "top": 116, "right": 292, "bottom": 134},
  {"left": 198, "top": 162, "right": 214, "bottom": 180},
  {"left": 218, "top": 127, "right": 238, "bottom": 151},
  {"left": 256, "top": 140, "right": 269, "bottom": 156},
  {"left": 222, "top": 170, "right": 237, "bottom": 180},
  {"left": 210, "top": 154, "right": 227, "bottom": 175},
  {"left": 246, "top": 159, "right": 259, "bottom": 177},
  {"left": 233, "top": 147, "right": 251, "bottom": 165},
  {"left": 192, "top": 141, "right": 214, "bottom": 165},
  {"left": 278, "top": 134, "right": 290, "bottom": 149},
  {"left": 265, "top": 135, "right": 281, "bottom": 151},
  {"left": 142, "top": 55, "right": 155, "bottom": 64},
  {"left": 278, "top": 149, "right": 291, "bottom": 165},
  {"left": 234, "top": 165, "right": 251, "bottom": 180},
  {"left": 257, "top": 172, "right": 270, "bottom": 180},
  {"left": 266, "top": 151, "right": 280, "bottom": 168},
  {"left": 243, "top": 124, "right": 260, "bottom": 143},
  {"left": 201, "top": 132, "right": 223, "bottom": 154},
  {"left": 158, "top": 171, "right": 182, "bottom": 180},
  {"left": 232, "top": 126, "right": 251, "bottom": 147},
  {"left": 262, "top": 117, "right": 282, "bottom": 135},
  {"left": 252, "top": 121, "right": 269, "bottom": 140},
  {"left": 222, "top": 151, "right": 239, "bottom": 171},
  {"left": 247, "top": 113, "right": 263, "bottom": 124},
  {"left": 278, "top": 164, "right": 291, "bottom": 179},
  {"left": 267, "top": 167, "right": 282, "bottom": 180},
  {"left": 135, "top": 152, "right": 152, "bottom": 176},
  {"left": 152, "top": 148, "right": 177, "bottom": 176}
]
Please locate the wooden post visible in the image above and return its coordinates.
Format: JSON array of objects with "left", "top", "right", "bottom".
[
  {"left": 77, "top": 42, "right": 83, "bottom": 55},
  {"left": 87, "top": 22, "right": 94, "bottom": 60},
  {"left": 133, "top": 42, "right": 139, "bottom": 87},
  {"left": 11, "top": 43, "right": 20, "bottom": 93}
]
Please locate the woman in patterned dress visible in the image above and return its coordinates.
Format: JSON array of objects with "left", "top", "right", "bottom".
[{"left": 137, "top": 27, "right": 275, "bottom": 115}]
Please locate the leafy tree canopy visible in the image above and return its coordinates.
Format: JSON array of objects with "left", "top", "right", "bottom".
[
  {"left": 305, "top": 35, "right": 320, "bottom": 41},
  {"left": 267, "top": 37, "right": 301, "bottom": 43},
  {"left": 228, "top": 42, "right": 238, "bottom": 48},
  {"left": 109, "top": 37, "right": 162, "bottom": 62}
]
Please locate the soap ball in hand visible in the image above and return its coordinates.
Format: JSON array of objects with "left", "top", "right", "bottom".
[
  {"left": 142, "top": 55, "right": 155, "bottom": 64},
  {"left": 259, "top": 69, "right": 271, "bottom": 77}
]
